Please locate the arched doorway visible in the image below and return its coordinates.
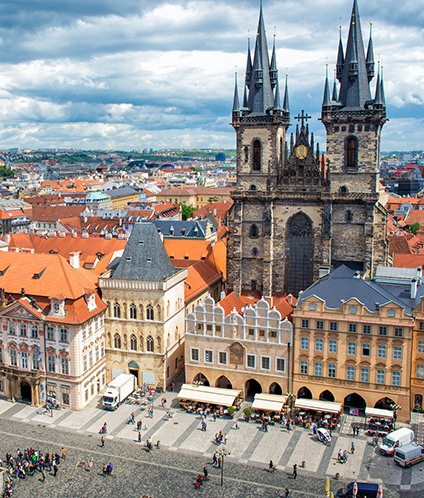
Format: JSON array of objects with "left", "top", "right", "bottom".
[
  {"left": 375, "top": 397, "right": 395, "bottom": 411},
  {"left": 344, "top": 393, "right": 366, "bottom": 416},
  {"left": 319, "top": 390, "right": 335, "bottom": 402},
  {"left": 286, "top": 213, "right": 313, "bottom": 295},
  {"left": 20, "top": 381, "right": 32, "bottom": 404},
  {"left": 193, "top": 373, "right": 210, "bottom": 387},
  {"left": 215, "top": 376, "right": 232, "bottom": 389},
  {"left": 269, "top": 382, "right": 282, "bottom": 395},
  {"left": 128, "top": 361, "right": 139, "bottom": 384},
  {"left": 297, "top": 386, "right": 312, "bottom": 399},
  {"left": 245, "top": 379, "right": 262, "bottom": 399}
]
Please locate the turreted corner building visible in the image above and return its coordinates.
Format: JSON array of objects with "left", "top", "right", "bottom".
[{"left": 227, "top": 0, "right": 389, "bottom": 298}]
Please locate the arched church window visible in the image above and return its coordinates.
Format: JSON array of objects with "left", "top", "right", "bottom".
[
  {"left": 340, "top": 186, "right": 348, "bottom": 194},
  {"left": 129, "top": 304, "right": 137, "bottom": 320},
  {"left": 130, "top": 334, "right": 137, "bottom": 351},
  {"left": 146, "top": 305, "right": 154, "bottom": 321},
  {"left": 347, "top": 137, "right": 358, "bottom": 169},
  {"left": 346, "top": 210, "right": 354, "bottom": 223},
  {"left": 113, "top": 302, "right": 120, "bottom": 319},
  {"left": 250, "top": 185, "right": 257, "bottom": 191},
  {"left": 251, "top": 247, "right": 258, "bottom": 257},
  {"left": 114, "top": 334, "right": 121, "bottom": 349},
  {"left": 250, "top": 224, "right": 258, "bottom": 238},
  {"left": 253, "top": 140, "right": 261, "bottom": 171},
  {"left": 146, "top": 335, "right": 154, "bottom": 352}
]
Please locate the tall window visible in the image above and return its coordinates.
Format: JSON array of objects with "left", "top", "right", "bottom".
[
  {"left": 347, "top": 366, "right": 355, "bottom": 381},
  {"left": 348, "top": 342, "right": 356, "bottom": 355},
  {"left": 113, "top": 302, "right": 121, "bottom": 318},
  {"left": 253, "top": 140, "right": 261, "bottom": 171},
  {"left": 21, "top": 352, "right": 28, "bottom": 370},
  {"left": 315, "top": 338, "right": 323, "bottom": 352},
  {"left": 10, "top": 349, "right": 17, "bottom": 366},
  {"left": 20, "top": 324, "right": 27, "bottom": 337},
  {"left": 146, "top": 335, "right": 154, "bottom": 352},
  {"left": 328, "top": 364, "right": 336, "bottom": 378},
  {"left": 130, "top": 304, "right": 137, "bottom": 320},
  {"left": 345, "top": 211, "right": 354, "bottom": 223},
  {"left": 376, "top": 369, "right": 385, "bottom": 384},
  {"left": 130, "top": 334, "right": 137, "bottom": 351},
  {"left": 250, "top": 224, "right": 258, "bottom": 238},
  {"left": 146, "top": 305, "right": 154, "bottom": 321},
  {"left": 300, "top": 360, "right": 308, "bottom": 375},
  {"left": 61, "top": 358, "right": 69, "bottom": 375},
  {"left": 32, "top": 353, "right": 39, "bottom": 370},
  {"left": 329, "top": 340, "right": 337, "bottom": 353},
  {"left": 392, "top": 371, "right": 401, "bottom": 386},
  {"left": 247, "top": 354, "right": 255, "bottom": 368},
  {"left": 47, "top": 326, "right": 54, "bottom": 341},
  {"left": 301, "top": 337, "right": 309, "bottom": 350},
  {"left": 114, "top": 334, "right": 121, "bottom": 349},
  {"left": 31, "top": 325, "right": 38, "bottom": 338},
  {"left": 48, "top": 355, "right": 55, "bottom": 373},
  {"left": 347, "top": 137, "right": 357, "bottom": 169},
  {"left": 314, "top": 362, "right": 322, "bottom": 376},
  {"left": 361, "top": 367, "right": 369, "bottom": 383},
  {"left": 60, "top": 328, "right": 68, "bottom": 343}
]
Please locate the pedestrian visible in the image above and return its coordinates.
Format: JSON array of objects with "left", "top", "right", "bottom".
[
  {"left": 101, "top": 436, "right": 105, "bottom": 448},
  {"left": 61, "top": 447, "right": 66, "bottom": 460},
  {"left": 352, "top": 426, "right": 356, "bottom": 437},
  {"left": 338, "top": 448, "right": 342, "bottom": 461},
  {"left": 107, "top": 462, "right": 113, "bottom": 476},
  {"left": 235, "top": 421, "right": 239, "bottom": 430},
  {"left": 269, "top": 460, "right": 275, "bottom": 472},
  {"left": 217, "top": 456, "right": 222, "bottom": 469},
  {"left": 53, "top": 463, "right": 58, "bottom": 477},
  {"left": 212, "top": 452, "right": 217, "bottom": 466},
  {"left": 41, "top": 468, "right": 46, "bottom": 481},
  {"left": 292, "top": 463, "right": 297, "bottom": 479},
  {"left": 285, "top": 486, "right": 290, "bottom": 497},
  {"left": 356, "top": 426, "right": 360, "bottom": 437},
  {"left": 88, "top": 460, "right": 93, "bottom": 472},
  {"left": 102, "top": 463, "right": 107, "bottom": 476},
  {"left": 203, "top": 466, "right": 208, "bottom": 480},
  {"left": 170, "top": 383, "right": 174, "bottom": 392},
  {"left": 351, "top": 442, "right": 355, "bottom": 454},
  {"left": 138, "top": 431, "right": 142, "bottom": 443}
]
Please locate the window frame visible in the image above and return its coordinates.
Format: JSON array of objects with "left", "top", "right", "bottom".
[
  {"left": 190, "top": 348, "right": 199, "bottom": 362},
  {"left": 261, "top": 355, "right": 271, "bottom": 371},
  {"left": 204, "top": 349, "right": 213, "bottom": 364}
]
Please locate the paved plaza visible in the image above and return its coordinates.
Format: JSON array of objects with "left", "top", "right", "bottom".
[{"left": 0, "top": 394, "right": 423, "bottom": 497}]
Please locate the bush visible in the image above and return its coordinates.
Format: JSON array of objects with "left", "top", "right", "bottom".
[
  {"left": 227, "top": 406, "right": 235, "bottom": 414},
  {"left": 244, "top": 408, "right": 251, "bottom": 417}
]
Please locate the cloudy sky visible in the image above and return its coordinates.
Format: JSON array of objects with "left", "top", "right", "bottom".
[{"left": 0, "top": 0, "right": 422, "bottom": 152}]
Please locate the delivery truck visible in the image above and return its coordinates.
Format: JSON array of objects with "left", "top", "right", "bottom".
[
  {"left": 394, "top": 442, "right": 424, "bottom": 468},
  {"left": 379, "top": 427, "right": 414, "bottom": 456},
  {"left": 103, "top": 373, "right": 136, "bottom": 410}
]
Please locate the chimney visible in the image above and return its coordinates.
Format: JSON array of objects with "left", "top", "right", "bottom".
[
  {"left": 69, "top": 251, "right": 80, "bottom": 269},
  {"left": 4, "top": 234, "right": 10, "bottom": 244},
  {"left": 220, "top": 291, "right": 225, "bottom": 301},
  {"left": 72, "top": 231, "right": 77, "bottom": 238},
  {"left": 82, "top": 231, "right": 88, "bottom": 239},
  {"left": 411, "top": 279, "right": 418, "bottom": 299}
]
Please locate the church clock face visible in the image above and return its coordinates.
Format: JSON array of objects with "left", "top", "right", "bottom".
[{"left": 296, "top": 145, "right": 307, "bottom": 159}]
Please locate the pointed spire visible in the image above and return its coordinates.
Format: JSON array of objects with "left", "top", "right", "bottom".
[
  {"left": 233, "top": 72, "right": 240, "bottom": 112},
  {"left": 310, "top": 132, "right": 314, "bottom": 153},
  {"left": 332, "top": 68, "right": 338, "bottom": 101},
  {"left": 380, "top": 64, "right": 386, "bottom": 106},
  {"left": 374, "top": 61, "right": 382, "bottom": 106},
  {"left": 290, "top": 133, "right": 294, "bottom": 152},
  {"left": 283, "top": 73, "right": 290, "bottom": 112},
  {"left": 366, "top": 21, "right": 375, "bottom": 81},
  {"left": 243, "top": 84, "right": 248, "bottom": 108},
  {"left": 245, "top": 36, "right": 252, "bottom": 87},
  {"left": 336, "top": 23, "right": 344, "bottom": 82},
  {"left": 322, "top": 64, "right": 331, "bottom": 107},
  {"left": 274, "top": 72, "right": 281, "bottom": 109},
  {"left": 270, "top": 35, "right": 278, "bottom": 89}
]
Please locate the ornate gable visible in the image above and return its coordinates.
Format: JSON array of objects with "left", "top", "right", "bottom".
[{"left": 0, "top": 301, "right": 43, "bottom": 321}]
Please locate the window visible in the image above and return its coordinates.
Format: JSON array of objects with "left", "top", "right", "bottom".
[
  {"left": 89, "top": 350, "right": 93, "bottom": 368},
  {"left": 20, "top": 324, "right": 27, "bottom": 337},
  {"left": 348, "top": 342, "right": 356, "bottom": 355},
  {"left": 48, "top": 355, "right": 55, "bottom": 373},
  {"left": 363, "top": 325, "right": 371, "bottom": 334},
  {"left": 301, "top": 337, "right": 309, "bottom": 350},
  {"left": 32, "top": 353, "right": 39, "bottom": 370},
  {"left": 251, "top": 280, "right": 257, "bottom": 291},
  {"left": 316, "top": 320, "right": 324, "bottom": 330},
  {"left": 31, "top": 325, "right": 38, "bottom": 338},
  {"left": 60, "top": 328, "right": 68, "bottom": 343},
  {"left": 329, "top": 340, "right": 337, "bottom": 353},
  {"left": 301, "top": 319, "right": 309, "bottom": 329},
  {"left": 206, "top": 325, "right": 212, "bottom": 331},
  {"left": 191, "top": 348, "right": 199, "bottom": 361},
  {"left": 130, "top": 304, "right": 137, "bottom": 319},
  {"left": 47, "top": 326, "right": 54, "bottom": 341},
  {"left": 388, "top": 310, "right": 395, "bottom": 317},
  {"left": 347, "top": 136, "right": 357, "bottom": 169},
  {"left": 329, "top": 322, "right": 338, "bottom": 331},
  {"left": 345, "top": 210, "right": 354, "bottom": 223},
  {"left": 259, "top": 329, "right": 265, "bottom": 337},
  {"left": 247, "top": 354, "right": 256, "bottom": 368},
  {"left": 362, "top": 343, "right": 370, "bottom": 356},
  {"left": 85, "top": 390, "right": 89, "bottom": 402},
  {"left": 315, "top": 338, "right": 323, "bottom": 352},
  {"left": 393, "top": 346, "right": 402, "bottom": 360},
  {"left": 348, "top": 323, "right": 357, "bottom": 333},
  {"left": 8, "top": 322, "right": 15, "bottom": 335},
  {"left": 418, "top": 341, "right": 424, "bottom": 353},
  {"left": 377, "top": 345, "right": 386, "bottom": 359},
  {"left": 328, "top": 364, "right": 336, "bottom": 378},
  {"left": 216, "top": 325, "right": 221, "bottom": 333},
  {"left": 219, "top": 351, "right": 227, "bottom": 365},
  {"left": 62, "top": 393, "right": 70, "bottom": 405},
  {"left": 276, "top": 358, "right": 285, "bottom": 372},
  {"left": 349, "top": 307, "right": 357, "bottom": 314},
  {"left": 420, "top": 322, "right": 424, "bottom": 331},
  {"left": 361, "top": 367, "right": 369, "bottom": 383},
  {"left": 270, "top": 330, "right": 277, "bottom": 338},
  {"left": 113, "top": 302, "right": 120, "bottom": 318},
  {"left": 394, "top": 328, "right": 403, "bottom": 337},
  {"left": 300, "top": 360, "right": 308, "bottom": 375},
  {"left": 261, "top": 356, "right": 271, "bottom": 370},
  {"left": 253, "top": 139, "right": 261, "bottom": 171},
  {"left": 9, "top": 349, "right": 17, "bottom": 366},
  {"left": 61, "top": 358, "right": 69, "bottom": 375},
  {"left": 248, "top": 328, "right": 254, "bottom": 336},
  {"left": 376, "top": 369, "right": 385, "bottom": 384},
  {"left": 146, "top": 336, "right": 154, "bottom": 352},
  {"left": 83, "top": 355, "right": 87, "bottom": 372},
  {"left": 392, "top": 371, "right": 401, "bottom": 386},
  {"left": 205, "top": 350, "right": 213, "bottom": 363},
  {"left": 309, "top": 303, "right": 316, "bottom": 311},
  {"left": 95, "top": 345, "right": 99, "bottom": 362},
  {"left": 417, "top": 365, "right": 424, "bottom": 379},
  {"left": 21, "top": 352, "right": 28, "bottom": 370},
  {"left": 347, "top": 366, "right": 355, "bottom": 381},
  {"left": 250, "top": 224, "right": 258, "bottom": 238},
  {"left": 146, "top": 305, "right": 154, "bottom": 320},
  {"left": 314, "top": 362, "right": 322, "bottom": 376},
  {"left": 130, "top": 335, "right": 137, "bottom": 351},
  {"left": 114, "top": 334, "right": 121, "bottom": 349},
  {"left": 379, "top": 326, "right": 387, "bottom": 336},
  {"left": 101, "top": 342, "right": 105, "bottom": 358}
]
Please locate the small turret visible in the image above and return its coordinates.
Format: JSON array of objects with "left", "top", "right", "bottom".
[
  {"left": 374, "top": 61, "right": 383, "bottom": 108},
  {"left": 348, "top": 18, "right": 359, "bottom": 79},
  {"left": 322, "top": 64, "right": 331, "bottom": 108},
  {"left": 232, "top": 72, "right": 240, "bottom": 113},
  {"left": 274, "top": 73, "right": 281, "bottom": 109},
  {"left": 283, "top": 73, "right": 290, "bottom": 112},
  {"left": 366, "top": 22, "right": 375, "bottom": 82},
  {"left": 270, "top": 35, "right": 278, "bottom": 89},
  {"left": 380, "top": 64, "right": 386, "bottom": 107},
  {"left": 332, "top": 68, "right": 338, "bottom": 101},
  {"left": 245, "top": 37, "right": 252, "bottom": 87},
  {"left": 336, "top": 25, "right": 344, "bottom": 82}
]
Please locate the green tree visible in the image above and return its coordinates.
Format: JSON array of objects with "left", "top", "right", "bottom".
[
  {"left": 410, "top": 222, "right": 421, "bottom": 234},
  {"left": 0, "top": 166, "right": 15, "bottom": 179},
  {"left": 180, "top": 203, "right": 195, "bottom": 221},
  {"left": 208, "top": 196, "right": 221, "bottom": 203}
]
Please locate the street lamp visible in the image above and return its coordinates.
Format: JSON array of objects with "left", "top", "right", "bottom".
[{"left": 215, "top": 447, "right": 231, "bottom": 486}]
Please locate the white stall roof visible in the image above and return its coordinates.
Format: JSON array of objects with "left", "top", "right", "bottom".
[
  {"left": 295, "top": 398, "right": 341, "bottom": 414},
  {"left": 252, "top": 393, "right": 288, "bottom": 412},
  {"left": 365, "top": 407, "right": 394, "bottom": 419},
  {"left": 178, "top": 384, "right": 242, "bottom": 407}
]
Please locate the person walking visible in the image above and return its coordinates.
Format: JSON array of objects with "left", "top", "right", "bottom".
[
  {"left": 269, "top": 460, "right": 275, "bottom": 472},
  {"left": 217, "top": 456, "right": 222, "bottom": 469},
  {"left": 101, "top": 436, "right": 105, "bottom": 448},
  {"left": 351, "top": 442, "right": 355, "bottom": 454},
  {"left": 138, "top": 431, "right": 142, "bottom": 443},
  {"left": 352, "top": 426, "right": 356, "bottom": 437},
  {"left": 203, "top": 466, "right": 208, "bottom": 480},
  {"left": 53, "top": 463, "right": 58, "bottom": 477},
  {"left": 285, "top": 487, "right": 290, "bottom": 497},
  {"left": 212, "top": 452, "right": 217, "bottom": 466},
  {"left": 88, "top": 460, "right": 93, "bottom": 472},
  {"left": 292, "top": 463, "right": 297, "bottom": 479},
  {"left": 41, "top": 468, "right": 46, "bottom": 481},
  {"left": 235, "top": 421, "right": 239, "bottom": 430},
  {"left": 107, "top": 462, "right": 113, "bottom": 476},
  {"left": 61, "top": 447, "right": 66, "bottom": 460}
]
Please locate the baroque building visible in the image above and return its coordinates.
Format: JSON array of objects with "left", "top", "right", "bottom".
[{"left": 227, "top": 0, "right": 389, "bottom": 297}]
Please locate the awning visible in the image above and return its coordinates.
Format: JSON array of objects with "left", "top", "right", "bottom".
[
  {"left": 252, "top": 393, "right": 288, "bottom": 412},
  {"left": 178, "top": 384, "right": 242, "bottom": 407},
  {"left": 295, "top": 398, "right": 341, "bottom": 414},
  {"left": 365, "top": 407, "right": 394, "bottom": 419}
]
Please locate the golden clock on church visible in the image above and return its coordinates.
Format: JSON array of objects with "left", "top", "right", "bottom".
[{"left": 296, "top": 145, "right": 307, "bottom": 159}]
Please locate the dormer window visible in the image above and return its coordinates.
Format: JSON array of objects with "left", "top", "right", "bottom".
[
  {"left": 49, "top": 295, "right": 66, "bottom": 318},
  {"left": 54, "top": 303, "right": 59, "bottom": 312}
]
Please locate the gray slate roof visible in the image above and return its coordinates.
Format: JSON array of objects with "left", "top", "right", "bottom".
[
  {"left": 297, "top": 265, "right": 424, "bottom": 317},
  {"left": 112, "top": 222, "right": 178, "bottom": 281},
  {"left": 105, "top": 187, "right": 138, "bottom": 198},
  {"left": 152, "top": 220, "right": 213, "bottom": 238}
]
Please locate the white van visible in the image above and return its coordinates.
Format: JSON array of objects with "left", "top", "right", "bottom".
[
  {"left": 379, "top": 427, "right": 414, "bottom": 456},
  {"left": 394, "top": 442, "right": 424, "bottom": 467}
]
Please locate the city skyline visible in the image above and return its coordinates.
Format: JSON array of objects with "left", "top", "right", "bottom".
[{"left": 0, "top": 0, "right": 422, "bottom": 151}]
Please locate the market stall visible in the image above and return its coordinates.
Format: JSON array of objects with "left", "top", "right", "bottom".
[
  {"left": 294, "top": 398, "right": 341, "bottom": 429},
  {"left": 251, "top": 393, "right": 288, "bottom": 423},
  {"left": 365, "top": 407, "right": 394, "bottom": 436},
  {"left": 178, "top": 384, "right": 242, "bottom": 415}
]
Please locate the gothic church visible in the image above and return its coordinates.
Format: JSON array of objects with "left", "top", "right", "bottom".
[{"left": 227, "top": 0, "right": 389, "bottom": 297}]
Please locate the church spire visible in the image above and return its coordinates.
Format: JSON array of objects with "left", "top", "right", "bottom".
[
  {"left": 332, "top": 68, "right": 338, "bottom": 101},
  {"left": 322, "top": 64, "right": 331, "bottom": 107},
  {"left": 245, "top": 37, "right": 252, "bottom": 87},
  {"left": 366, "top": 21, "right": 375, "bottom": 82},
  {"left": 274, "top": 72, "right": 281, "bottom": 109},
  {"left": 283, "top": 73, "right": 289, "bottom": 112},
  {"left": 336, "top": 24, "right": 344, "bottom": 82},
  {"left": 338, "top": 0, "right": 371, "bottom": 109},
  {"left": 233, "top": 72, "right": 240, "bottom": 112},
  {"left": 243, "top": 84, "right": 248, "bottom": 108},
  {"left": 270, "top": 35, "right": 278, "bottom": 89},
  {"left": 247, "top": 2, "right": 274, "bottom": 114},
  {"left": 380, "top": 64, "right": 386, "bottom": 106}
]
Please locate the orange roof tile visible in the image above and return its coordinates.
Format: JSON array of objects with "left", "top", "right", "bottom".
[
  {"left": 393, "top": 254, "right": 424, "bottom": 269},
  {"left": 218, "top": 292, "right": 245, "bottom": 315}
]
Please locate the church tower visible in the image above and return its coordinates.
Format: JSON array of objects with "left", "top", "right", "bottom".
[{"left": 321, "top": 0, "right": 388, "bottom": 275}]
